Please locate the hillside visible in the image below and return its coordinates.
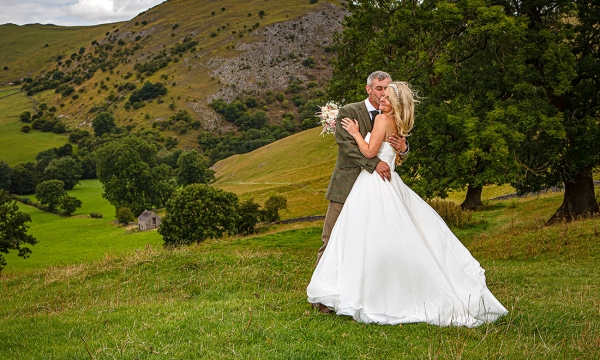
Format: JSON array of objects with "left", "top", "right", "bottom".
[
  {"left": 213, "top": 127, "right": 337, "bottom": 218},
  {"left": 1, "top": 0, "right": 347, "bottom": 149},
  {"left": 0, "top": 23, "right": 116, "bottom": 83}
]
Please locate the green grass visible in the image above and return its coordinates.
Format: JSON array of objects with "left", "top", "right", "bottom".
[
  {"left": 213, "top": 127, "right": 339, "bottom": 219},
  {"left": 0, "top": 193, "right": 598, "bottom": 358},
  {"left": 2, "top": 179, "right": 162, "bottom": 274},
  {"left": 0, "top": 23, "right": 115, "bottom": 83},
  {"left": 0, "top": 87, "right": 70, "bottom": 165}
]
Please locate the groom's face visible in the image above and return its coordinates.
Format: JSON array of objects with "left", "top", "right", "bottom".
[{"left": 366, "top": 77, "right": 391, "bottom": 107}]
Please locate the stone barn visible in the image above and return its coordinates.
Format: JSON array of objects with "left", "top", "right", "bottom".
[{"left": 138, "top": 210, "right": 161, "bottom": 231}]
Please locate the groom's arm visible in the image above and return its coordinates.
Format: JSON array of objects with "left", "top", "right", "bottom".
[{"left": 335, "top": 105, "right": 381, "bottom": 174}]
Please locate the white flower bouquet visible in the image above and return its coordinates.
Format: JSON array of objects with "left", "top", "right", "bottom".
[{"left": 316, "top": 101, "right": 340, "bottom": 136}]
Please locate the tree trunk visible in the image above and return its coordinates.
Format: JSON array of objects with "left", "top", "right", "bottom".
[
  {"left": 461, "top": 185, "right": 484, "bottom": 210},
  {"left": 547, "top": 168, "right": 599, "bottom": 225}
]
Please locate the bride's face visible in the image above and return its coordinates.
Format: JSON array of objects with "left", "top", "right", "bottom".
[{"left": 379, "top": 89, "right": 393, "bottom": 114}]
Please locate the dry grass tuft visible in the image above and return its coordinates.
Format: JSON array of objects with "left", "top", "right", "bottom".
[{"left": 428, "top": 199, "right": 475, "bottom": 228}]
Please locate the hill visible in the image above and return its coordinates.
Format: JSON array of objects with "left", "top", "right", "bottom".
[
  {"left": 0, "top": 23, "right": 116, "bottom": 83},
  {"left": 0, "top": 87, "right": 69, "bottom": 165},
  {"left": 213, "top": 127, "right": 337, "bottom": 218},
  {"left": 1, "top": 0, "right": 347, "bottom": 149}
]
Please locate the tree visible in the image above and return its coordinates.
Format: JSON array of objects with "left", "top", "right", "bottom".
[
  {"left": 176, "top": 149, "right": 215, "bottom": 186},
  {"left": 0, "top": 161, "right": 13, "bottom": 191},
  {"left": 60, "top": 196, "right": 82, "bottom": 216},
  {"left": 237, "top": 198, "right": 261, "bottom": 235},
  {"left": 92, "top": 112, "right": 116, "bottom": 137},
  {"left": 329, "top": 0, "right": 525, "bottom": 210},
  {"left": 0, "top": 190, "right": 37, "bottom": 272},
  {"left": 95, "top": 136, "right": 173, "bottom": 216},
  {"left": 10, "top": 163, "right": 38, "bottom": 195},
  {"left": 129, "top": 81, "right": 167, "bottom": 103},
  {"left": 260, "top": 195, "right": 288, "bottom": 222},
  {"left": 502, "top": 0, "right": 600, "bottom": 222},
  {"left": 44, "top": 156, "right": 82, "bottom": 190},
  {"left": 159, "top": 184, "right": 239, "bottom": 245},
  {"left": 116, "top": 206, "right": 135, "bottom": 225},
  {"left": 35, "top": 180, "right": 66, "bottom": 211}
]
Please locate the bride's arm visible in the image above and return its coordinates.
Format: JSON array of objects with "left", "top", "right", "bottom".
[{"left": 341, "top": 115, "right": 387, "bottom": 159}]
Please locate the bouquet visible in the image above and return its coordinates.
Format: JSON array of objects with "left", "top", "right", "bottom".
[{"left": 316, "top": 101, "right": 340, "bottom": 136}]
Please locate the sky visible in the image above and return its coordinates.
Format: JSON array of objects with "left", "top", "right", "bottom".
[{"left": 0, "top": 0, "right": 165, "bottom": 27}]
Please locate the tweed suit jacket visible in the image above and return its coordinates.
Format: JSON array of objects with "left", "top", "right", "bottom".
[{"left": 325, "top": 101, "right": 381, "bottom": 203}]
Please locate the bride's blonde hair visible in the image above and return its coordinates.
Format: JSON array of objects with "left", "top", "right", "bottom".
[{"left": 387, "top": 82, "right": 416, "bottom": 137}]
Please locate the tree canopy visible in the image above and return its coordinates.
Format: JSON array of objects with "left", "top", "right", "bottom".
[
  {"left": 176, "top": 149, "right": 215, "bottom": 186},
  {"left": 0, "top": 190, "right": 37, "bottom": 272},
  {"left": 159, "top": 184, "right": 239, "bottom": 245},
  {"left": 95, "top": 136, "right": 174, "bottom": 216},
  {"left": 329, "top": 0, "right": 599, "bottom": 219}
]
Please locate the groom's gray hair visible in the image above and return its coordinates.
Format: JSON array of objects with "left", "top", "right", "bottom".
[{"left": 367, "top": 71, "right": 392, "bottom": 87}]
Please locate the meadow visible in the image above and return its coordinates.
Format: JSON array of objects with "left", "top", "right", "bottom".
[
  {"left": 2, "top": 179, "right": 162, "bottom": 274},
  {"left": 0, "top": 192, "right": 598, "bottom": 359},
  {"left": 0, "top": 87, "right": 69, "bottom": 165}
]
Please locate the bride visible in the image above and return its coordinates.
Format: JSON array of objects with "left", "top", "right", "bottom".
[{"left": 306, "top": 82, "right": 508, "bottom": 327}]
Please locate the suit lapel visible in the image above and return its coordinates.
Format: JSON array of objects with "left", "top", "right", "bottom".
[{"left": 356, "top": 102, "right": 372, "bottom": 133}]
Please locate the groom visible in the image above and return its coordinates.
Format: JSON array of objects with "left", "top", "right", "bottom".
[{"left": 318, "top": 71, "right": 408, "bottom": 263}]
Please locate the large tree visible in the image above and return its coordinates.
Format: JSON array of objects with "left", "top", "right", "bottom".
[
  {"left": 95, "top": 136, "right": 174, "bottom": 216},
  {"left": 92, "top": 112, "right": 116, "bottom": 138},
  {"left": 35, "top": 180, "right": 67, "bottom": 211},
  {"left": 44, "top": 156, "right": 82, "bottom": 190},
  {"left": 176, "top": 149, "right": 215, "bottom": 186},
  {"left": 329, "top": 0, "right": 525, "bottom": 209},
  {"left": 502, "top": 0, "right": 600, "bottom": 222},
  {"left": 329, "top": 0, "right": 599, "bottom": 219},
  {"left": 0, "top": 161, "right": 13, "bottom": 192},
  {"left": 159, "top": 184, "right": 239, "bottom": 245},
  {"left": 0, "top": 190, "right": 37, "bottom": 272},
  {"left": 10, "top": 163, "right": 38, "bottom": 195}
]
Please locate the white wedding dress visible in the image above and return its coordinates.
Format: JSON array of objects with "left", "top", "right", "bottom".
[{"left": 307, "top": 134, "right": 508, "bottom": 327}]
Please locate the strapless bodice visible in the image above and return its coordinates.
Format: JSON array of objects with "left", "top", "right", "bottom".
[{"left": 365, "top": 133, "right": 396, "bottom": 170}]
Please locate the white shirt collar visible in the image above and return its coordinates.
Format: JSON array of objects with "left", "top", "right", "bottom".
[{"left": 364, "top": 98, "right": 379, "bottom": 113}]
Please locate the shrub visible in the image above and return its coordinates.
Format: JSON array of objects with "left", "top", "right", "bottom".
[
  {"left": 302, "top": 56, "right": 315, "bottom": 68},
  {"left": 116, "top": 206, "right": 135, "bottom": 225},
  {"left": 52, "top": 122, "right": 67, "bottom": 134},
  {"left": 20, "top": 111, "right": 31, "bottom": 123},
  {"left": 21, "top": 125, "right": 31, "bottom": 133},
  {"left": 90, "top": 212, "right": 103, "bottom": 218},
  {"left": 40, "top": 120, "right": 56, "bottom": 132}
]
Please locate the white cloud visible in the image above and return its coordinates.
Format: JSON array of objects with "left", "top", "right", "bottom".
[{"left": 0, "top": 0, "right": 164, "bottom": 26}]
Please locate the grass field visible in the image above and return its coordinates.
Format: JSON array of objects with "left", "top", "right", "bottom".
[
  {"left": 0, "top": 192, "right": 598, "bottom": 359},
  {"left": 0, "top": 87, "right": 70, "bottom": 165},
  {"left": 1, "top": 179, "right": 162, "bottom": 274},
  {"left": 0, "top": 23, "right": 115, "bottom": 83},
  {"left": 213, "top": 127, "right": 338, "bottom": 219}
]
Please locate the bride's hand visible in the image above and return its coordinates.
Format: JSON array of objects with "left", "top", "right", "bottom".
[{"left": 341, "top": 118, "right": 360, "bottom": 137}]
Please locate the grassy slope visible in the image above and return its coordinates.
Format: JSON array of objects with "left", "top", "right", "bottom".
[
  {"left": 0, "top": 23, "right": 116, "bottom": 83},
  {"left": 0, "top": 196, "right": 598, "bottom": 359},
  {"left": 0, "top": 87, "right": 69, "bottom": 165},
  {"left": 1, "top": 179, "right": 162, "bottom": 274},
  {"left": 213, "top": 127, "right": 338, "bottom": 218}
]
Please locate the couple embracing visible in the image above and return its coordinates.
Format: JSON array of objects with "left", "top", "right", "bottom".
[{"left": 307, "top": 71, "right": 508, "bottom": 327}]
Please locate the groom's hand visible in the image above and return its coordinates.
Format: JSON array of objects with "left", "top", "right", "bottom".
[{"left": 375, "top": 161, "right": 391, "bottom": 181}]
